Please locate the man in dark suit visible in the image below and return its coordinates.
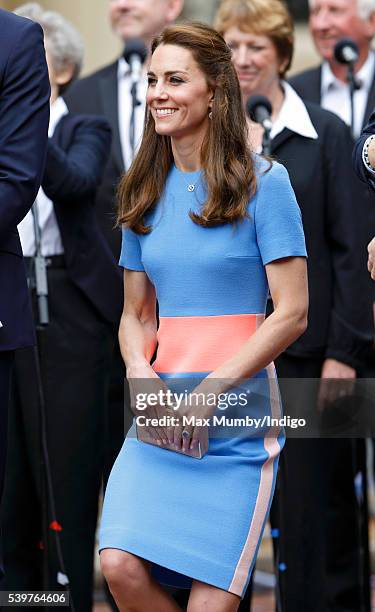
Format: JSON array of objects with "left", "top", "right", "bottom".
[
  {"left": 290, "top": 0, "right": 375, "bottom": 243},
  {"left": 0, "top": 7, "right": 49, "bottom": 579},
  {"left": 291, "top": 0, "right": 375, "bottom": 131},
  {"left": 354, "top": 112, "right": 375, "bottom": 281},
  {"left": 64, "top": 0, "right": 184, "bottom": 491},
  {"left": 290, "top": 1, "right": 375, "bottom": 610},
  {"left": 353, "top": 109, "right": 375, "bottom": 186},
  {"left": 0, "top": 5, "right": 123, "bottom": 610}
]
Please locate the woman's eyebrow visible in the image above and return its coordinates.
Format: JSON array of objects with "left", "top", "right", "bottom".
[{"left": 147, "top": 70, "right": 189, "bottom": 77}]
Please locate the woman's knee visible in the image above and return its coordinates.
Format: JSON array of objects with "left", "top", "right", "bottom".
[{"left": 100, "top": 549, "right": 149, "bottom": 593}]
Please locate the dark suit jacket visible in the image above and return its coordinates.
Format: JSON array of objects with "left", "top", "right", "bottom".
[
  {"left": 290, "top": 63, "right": 375, "bottom": 321},
  {"left": 0, "top": 10, "right": 50, "bottom": 351},
  {"left": 43, "top": 114, "right": 123, "bottom": 326},
  {"left": 64, "top": 61, "right": 125, "bottom": 259},
  {"left": 271, "top": 101, "right": 373, "bottom": 369},
  {"left": 353, "top": 110, "right": 375, "bottom": 188}
]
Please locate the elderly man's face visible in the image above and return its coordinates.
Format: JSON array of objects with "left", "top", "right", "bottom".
[
  {"left": 109, "top": 0, "right": 182, "bottom": 44},
  {"left": 309, "top": 0, "right": 375, "bottom": 62}
]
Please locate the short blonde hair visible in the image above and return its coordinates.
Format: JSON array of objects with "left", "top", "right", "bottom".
[{"left": 214, "top": 0, "right": 294, "bottom": 77}]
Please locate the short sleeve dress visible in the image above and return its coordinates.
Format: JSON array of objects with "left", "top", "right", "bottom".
[{"left": 99, "top": 157, "right": 307, "bottom": 599}]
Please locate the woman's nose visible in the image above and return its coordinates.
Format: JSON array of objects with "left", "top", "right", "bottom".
[
  {"left": 153, "top": 81, "right": 168, "bottom": 99},
  {"left": 235, "top": 45, "right": 251, "bottom": 67}
]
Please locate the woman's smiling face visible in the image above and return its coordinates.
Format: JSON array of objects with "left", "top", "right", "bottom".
[
  {"left": 224, "top": 27, "right": 283, "bottom": 101},
  {"left": 146, "top": 44, "right": 214, "bottom": 141}
]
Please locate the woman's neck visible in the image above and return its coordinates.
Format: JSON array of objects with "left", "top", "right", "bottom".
[{"left": 171, "top": 131, "right": 207, "bottom": 173}]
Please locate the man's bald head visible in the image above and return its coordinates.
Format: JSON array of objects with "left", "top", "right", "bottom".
[{"left": 109, "top": 0, "right": 184, "bottom": 48}]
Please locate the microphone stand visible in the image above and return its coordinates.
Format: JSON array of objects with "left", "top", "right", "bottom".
[
  {"left": 30, "top": 204, "right": 75, "bottom": 612},
  {"left": 347, "top": 62, "right": 361, "bottom": 138},
  {"left": 262, "top": 124, "right": 272, "bottom": 157},
  {"left": 31, "top": 202, "right": 50, "bottom": 594},
  {"left": 129, "top": 79, "right": 142, "bottom": 162}
]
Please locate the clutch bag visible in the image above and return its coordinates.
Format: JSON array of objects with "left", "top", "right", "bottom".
[{"left": 136, "top": 423, "right": 209, "bottom": 459}]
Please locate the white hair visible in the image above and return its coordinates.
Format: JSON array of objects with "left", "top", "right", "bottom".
[
  {"left": 14, "top": 3, "right": 84, "bottom": 84},
  {"left": 308, "top": 0, "right": 375, "bottom": 20}
]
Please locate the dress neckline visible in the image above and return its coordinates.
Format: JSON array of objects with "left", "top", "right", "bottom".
[{"left": 172, "top": 164, "right": 202, "bottom": 179}]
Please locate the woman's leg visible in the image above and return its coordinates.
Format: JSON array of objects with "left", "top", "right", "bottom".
[
  {"left": 187, "top": 580, "right": 241, "bottom": 612},
  {"left": 100, "top": 549, "right": 182, "bottom": 612}
]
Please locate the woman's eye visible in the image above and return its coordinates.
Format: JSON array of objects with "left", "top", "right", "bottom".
[
  {"left": 147, "top": 77, "right": 157, "bottom": 86},
  {"left": 170, "top": 76, "right": 183, "bottom": 84},
  {"left": 227, "top": 42, "right": 238, "bottom": 50}
]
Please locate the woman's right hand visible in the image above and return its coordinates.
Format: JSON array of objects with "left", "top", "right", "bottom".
[{"left": 127, "top": 362, "right": 174, "bottom": 446}]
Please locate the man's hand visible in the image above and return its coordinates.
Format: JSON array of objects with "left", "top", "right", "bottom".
[
  {"left": 368, "top": 137, "right": 375, "bottom": 170},
  {"left": 318, "top": 358, "right": 356, "bottom": 412},
  {"left": 368, "top": 237, "right": 375, "bottom": 280}
]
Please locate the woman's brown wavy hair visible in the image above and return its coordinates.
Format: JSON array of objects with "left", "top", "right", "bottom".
[{"left": 117, "top": 22, "right": 257, "bottom": 233}]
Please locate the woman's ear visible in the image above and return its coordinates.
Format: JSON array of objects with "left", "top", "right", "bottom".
[
  {"left": 279, "top": 58, "right": 288, "bottom": 76},
  {"left": 55, "top": 63, "right": 75, "bottom": 88}
]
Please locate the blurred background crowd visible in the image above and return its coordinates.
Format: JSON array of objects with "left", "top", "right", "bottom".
[{"left": 0, "top": 0, "right": 319, "bottom": 77}]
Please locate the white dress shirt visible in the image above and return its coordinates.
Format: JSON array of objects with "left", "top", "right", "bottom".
[
  {"left": 117, "top": 57, "right": 148, "bottom": 170},
  {"left": 253, "top": 82, "right": 318, "bottom": 154},
  {"left": 321, "top": 52, "right": 375, "bottom": 138},
  {"left": 18, "top": 97, "right": 68, "bottom": 257},
  {"left": 271, "top": 81, "right": 319, "bottom": 141}
]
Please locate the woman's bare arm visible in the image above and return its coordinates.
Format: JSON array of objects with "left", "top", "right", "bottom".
[{"left": 119, "top": 269, "right": 158, "bottom": 377}]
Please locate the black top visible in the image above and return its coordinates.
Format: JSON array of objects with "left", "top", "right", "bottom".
[
  {"left": 270, "top": 100, "right": 373, "bottom": 369},
  {"left": 64, "top": 61, "right": 124, "bottom": 259},
  {"left": 45, "top": 113, "right": 123, "bottom": 326}
]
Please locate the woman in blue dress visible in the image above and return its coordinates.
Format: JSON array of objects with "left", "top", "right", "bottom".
[{"left": 99, "top": 22, "right": 308, "bottom": 612}]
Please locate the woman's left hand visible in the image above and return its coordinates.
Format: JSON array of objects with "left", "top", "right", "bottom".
[{"left": 171, "top": 389, "right": 215, "bottom": 453}]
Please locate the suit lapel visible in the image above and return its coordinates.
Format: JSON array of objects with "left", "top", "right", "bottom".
[
  {"left": 271, "top": 128, "right": 297, "bottom": 153},
  {"left": 99, "top": 63, "right": 125, "bottom": 173},
  {"left": 290, "top": 66, "right": 322, "bottom": 105},
  {"left": 307, "top": 66, "right": 322, "bottom": 105}
]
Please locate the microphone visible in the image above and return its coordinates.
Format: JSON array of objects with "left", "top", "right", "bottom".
[
  {"left": 333, "top": 39, "right": 361, "bottom": 136},
  {"left": 334, "top": 38, "right": 359, "bottom": 65},
  {"left": 123, "top": 38, "right": 148, "bottom": 83},
  {"left": 246, "top": 95, "right": 273, "bottom": 131}
]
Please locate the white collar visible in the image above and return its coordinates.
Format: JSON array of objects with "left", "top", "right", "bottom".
[
  {"left": 117, "top": 57, "right": 129, "bottom": 80},
  {"left": 321, "top": 51, "right": 375, "bottom": 95},
  {"left": 117, "top": 56, "right": 148, "bottom": 81},
  {"left": 271, "top": 81, "right": 318, "bottom": 140},
  {"left": 49, "top": 96, "right": 69, "bottom": 137}
]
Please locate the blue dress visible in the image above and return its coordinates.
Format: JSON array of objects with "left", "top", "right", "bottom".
[{"left": 99, "top": 158, "right": 307, "bottom": 598}]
